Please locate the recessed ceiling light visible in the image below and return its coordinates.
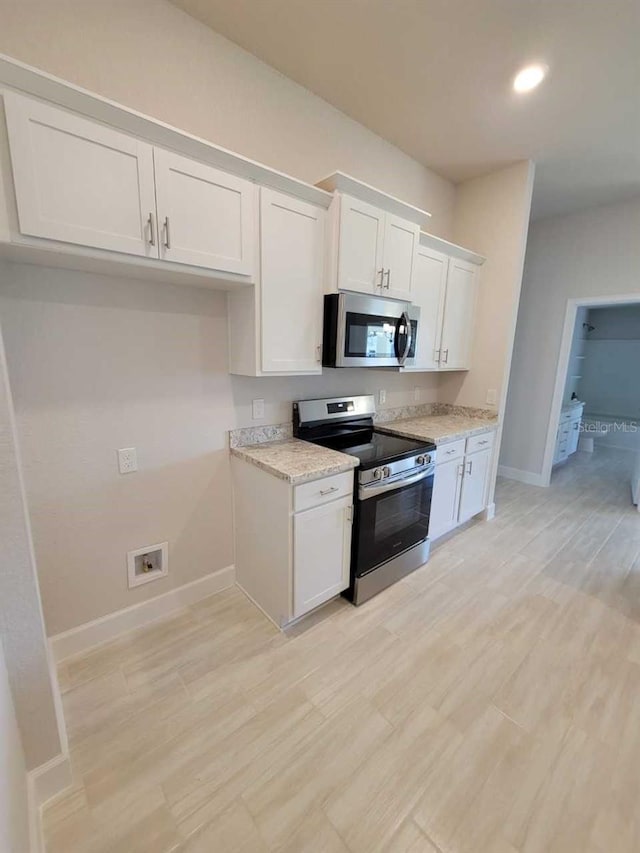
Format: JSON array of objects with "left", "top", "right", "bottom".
[{"left": 513, "top": 64, "right": 548, "bottom": 93}]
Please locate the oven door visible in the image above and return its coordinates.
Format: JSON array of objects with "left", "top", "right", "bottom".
[
  {"left": 354, "top": 465, "right": 434, "bottom": 577},
  {"left": 328, "top": 293, "right": 418, "bottom": 368}
]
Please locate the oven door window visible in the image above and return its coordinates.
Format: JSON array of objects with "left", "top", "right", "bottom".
[
  {"left": 344, "top": 311, "right": 400, "bottom": 360},
  {"left": 355, "top": 475, "right": 433, "bottom": 576}
]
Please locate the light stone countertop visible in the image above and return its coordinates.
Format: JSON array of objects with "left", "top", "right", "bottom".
[
  {"left": 230, "top": 439, "right": 359, "bottom": 485},
  {"left": 377, "top": 413, "right": 498, "bottom": 445}
]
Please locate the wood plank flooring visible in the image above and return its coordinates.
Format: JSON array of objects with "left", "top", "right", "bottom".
[{"left": 45, "top": 447, "right": 640, "bottom": 852}]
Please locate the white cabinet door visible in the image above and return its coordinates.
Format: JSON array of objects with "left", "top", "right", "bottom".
[
  {"left": 293, "top": 496, "right": 352, "bottom": 618},
  {"left": 403, "top": 246, "right": 447, "bottom": 371},
  {"left": 260, "top": 188, "right": 324, "bottom": 374},
  {"left": 4, "top": 93, "right": 157, "bottom": 257},
  {"left": 429, "top": 458, "right": 463, "bottom": 540},
  {"left": 458, "top": 449, "right": 491, "bottom": 523},
  {"left": 153, "top": 148, "right": 254, "bottom": 273},
  {"left": 568, "top": 416, "right": 581, "bottom": 455},
  {"left": 440, "top": 258, "right": 478, "bottom": 370},
  {"left": 381, "top": 213, "right": 419, "bottom": 301},
  {"left": 336, "top": 194, "right": 385, "bottom": 294}
]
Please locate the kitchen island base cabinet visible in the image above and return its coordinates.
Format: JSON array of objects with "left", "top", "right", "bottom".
[{"left": 232, "top": 458, "right": 353, "bottom": 628}]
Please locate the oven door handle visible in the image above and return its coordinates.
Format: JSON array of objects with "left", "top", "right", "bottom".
[{"left": 359, "top": 466, "right": 434, "bottom": 500}]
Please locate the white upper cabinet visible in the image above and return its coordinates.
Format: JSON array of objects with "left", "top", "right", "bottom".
[
  {"left": 336, "top": 195, "right": 385, "bottom": 294},
  {"left": 440, "top": 257, "right": 478, "bottom": 370},
  {"left": 403, "top": 245, "right": 447, "bottom": 371},
  {"left": 334, "top": 194, "right": 418, "bottom": 300},
  {"left": 260, "top": 188, "right": 324, "bottom": 374},
  {"left": 381, "top": 213, "right": 419, "bottom": 301},
  {"left": 153, "top": 148, "right": 254, "bottom": 274},
  {"left": 4, "top": 93, "right": 157, "bottom": 257}
]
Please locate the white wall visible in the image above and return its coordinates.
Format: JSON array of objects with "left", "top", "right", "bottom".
[
  {"left": 0, "top": 309, "right": 63, "bottom": 769},
  {"left": 579, "top": 305, "right": 640, "bottom": 418},
  {"left": 439, "top": 161, "right": 535, "bottom": 504},
  {"left": 501, "top": 197, "right": 640, "bottom": 477},
  {"left": 0, "top": 639, "right": 30, "bottom": 853},
  {"left": 0, "top": 263, "right": 442, "bottom": 635},
  {"left": 0, "top": 0, "right": 454, "bottom": 239}
]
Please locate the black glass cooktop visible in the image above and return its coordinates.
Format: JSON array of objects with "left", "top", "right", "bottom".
[{"left": 313, "top": 429, "right": 434, "bottom": 470}]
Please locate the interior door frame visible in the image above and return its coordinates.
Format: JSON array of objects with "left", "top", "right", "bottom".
[{"left": 541, "top": 293, "right": 640, "bottom": 487}]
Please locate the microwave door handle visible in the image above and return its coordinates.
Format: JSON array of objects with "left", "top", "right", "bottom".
[{"left": 397, "top": 311, "right": 412, "bottom": 365}]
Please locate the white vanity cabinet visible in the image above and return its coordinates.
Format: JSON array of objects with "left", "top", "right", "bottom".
[
  {"left": 228, "top": 187, "right": 326, "bottom": 376},
  {"left": 553, "top": 403, "right": 584, "bottom": 465},
  {"left": 3, "top": 91, "right": 256, "bottom": 276},
  {"left": 232, "top": 460, "right": 353, "bottom": 627},
  {"left": 403, "top": 239, "right": 482, "bottom": 373},
  {"left": 429, "top": 430, "right": 494, "bottom": 540}
]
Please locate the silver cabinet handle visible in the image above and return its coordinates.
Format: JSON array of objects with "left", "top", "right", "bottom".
[
  {"left": 478, "top": 440, "right": 489, "bottom": 445},
  {"left": 466, "top": 460, "right": 473, "bottom": 474},
  {"left": 346, "top": 505, "right": 353, "bottom": 523},
  {"left": 457, "top": 463, "right": 464, "bottom": 477},
  {"left": 446, "top": 448, "right": 457, "bottom": 455},
  {"left": 435, "top": 349, "right": 441, "bottom": 363},
  {"left": 163, "top": 216, "right": 171, "bottom": 249},
  {"left": 319, "top": 485, "right": 339, "bottom": 496},
  {"left": 384, "top": 269, "right": 391, "bottom": 289},
  {"left": 442, "top": 349, "right": 449, "bottom": 364},
  {"left": 377, "top": 268, "right": 385, "bottom": 288},
  {"left": 316, "top": 345, "right": 322, "bottom": 363},
  {"left": 147, "top": 212, "right": 156, "bottom": 246}
]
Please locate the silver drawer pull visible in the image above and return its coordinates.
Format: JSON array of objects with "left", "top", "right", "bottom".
[
  {"left": 446, "top": 448, "right": 457, "bottom": 455},
  {"left": 319, "top": 486, "right": 339, "bottom": 496},
  {"left": 478, "top": 440, "right": 489, "bottom": 445}
]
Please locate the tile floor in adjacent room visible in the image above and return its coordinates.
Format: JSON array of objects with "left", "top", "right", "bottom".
[{"left": 44, "top": 447, "right": 640, "bottom": 852}]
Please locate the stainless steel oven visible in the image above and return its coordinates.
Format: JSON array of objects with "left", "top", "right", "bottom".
[
  {"left": 352, "top": 455, "right": 435, "bottom": 603},
  {"left": 322, "top": 292, "right": 419, "bottom": 368}
]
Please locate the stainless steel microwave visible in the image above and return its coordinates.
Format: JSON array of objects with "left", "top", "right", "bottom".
[{"left": 322, "top": 293, "right": 419, "bottom": 368}]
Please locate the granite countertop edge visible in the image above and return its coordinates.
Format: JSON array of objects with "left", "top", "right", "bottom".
[{"left": 230, "top": 439, "right": 359, "bottom": 485}]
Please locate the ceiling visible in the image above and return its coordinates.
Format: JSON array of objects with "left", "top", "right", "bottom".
[{"left": 170, "top": 0, "right": 640, "bottom": 220}]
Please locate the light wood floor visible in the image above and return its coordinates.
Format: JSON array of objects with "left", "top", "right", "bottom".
[{"left": 45, "top": 447, "right": 640, "bottom": 853}]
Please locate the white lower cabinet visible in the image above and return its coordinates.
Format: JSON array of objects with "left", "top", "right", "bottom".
[
  {"left": 429, "top": 431, "right": 494, "bottom": 540},
  {"left": 458, "top": 448, "right": 491, "bottom": 522},
  {"left": 293, "top": 495, "right": 352, "bottom": 618},
  {"left": 428, "top": 457, "right": 462, "bottom": 540},
  {"left": 232, "top": 460, "right": 353, "bottom": 627}
]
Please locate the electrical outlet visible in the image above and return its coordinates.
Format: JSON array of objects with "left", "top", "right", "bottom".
[
  {"left": 117, "top": 447, "right": 137, "bottom": 474},
  {"left": 413, "top": 387, "right": 421, "bottom": 402},
  {"left": 378, "top": 389, "right": 386, "bottom": 405},
  {"left": 252, "top": 399, "right": 265, "bottom": 420},
  {"left": 486, "top": 389, "right": 498, "bottom": 406}
]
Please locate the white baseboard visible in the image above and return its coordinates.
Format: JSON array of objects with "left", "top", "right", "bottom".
[
  {"left": 497, "top": 465, "right": 548, "bottom": 487},
  {"left": 28, "top": 750, "right": 73, "bottom": 851},
  {"left": 50, "top": 565, "right": 235, "bottom": 662},
  {"left": 480, "top": 502, "right": 496, "bottom": 521}
]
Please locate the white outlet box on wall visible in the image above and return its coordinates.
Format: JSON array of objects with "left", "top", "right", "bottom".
[{"left": 127, "top": 542, "right": 168, "bottom": 588}]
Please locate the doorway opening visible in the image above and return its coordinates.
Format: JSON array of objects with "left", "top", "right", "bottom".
[{"left": 545, "top": 296, "right": 640, "bottom": 503}]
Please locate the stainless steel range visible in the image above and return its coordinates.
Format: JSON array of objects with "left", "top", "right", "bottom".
[{"left": 293, "top": 394, "right": 436, "bottom": 604}]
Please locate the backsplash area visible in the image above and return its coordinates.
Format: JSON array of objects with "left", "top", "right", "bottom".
[{"left": 229, "top": 403, "right": 497, "bottom": 447}]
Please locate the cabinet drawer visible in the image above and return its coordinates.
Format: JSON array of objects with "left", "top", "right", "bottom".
[
  {"left": 294, "top": 471, "right": 353, "bottom": 512},
  {"left": 466, "top": 431, "right": 495, "bottom": 455},
  {"left": 436, "top": 438, "right": 466, "bottom": 464}
]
